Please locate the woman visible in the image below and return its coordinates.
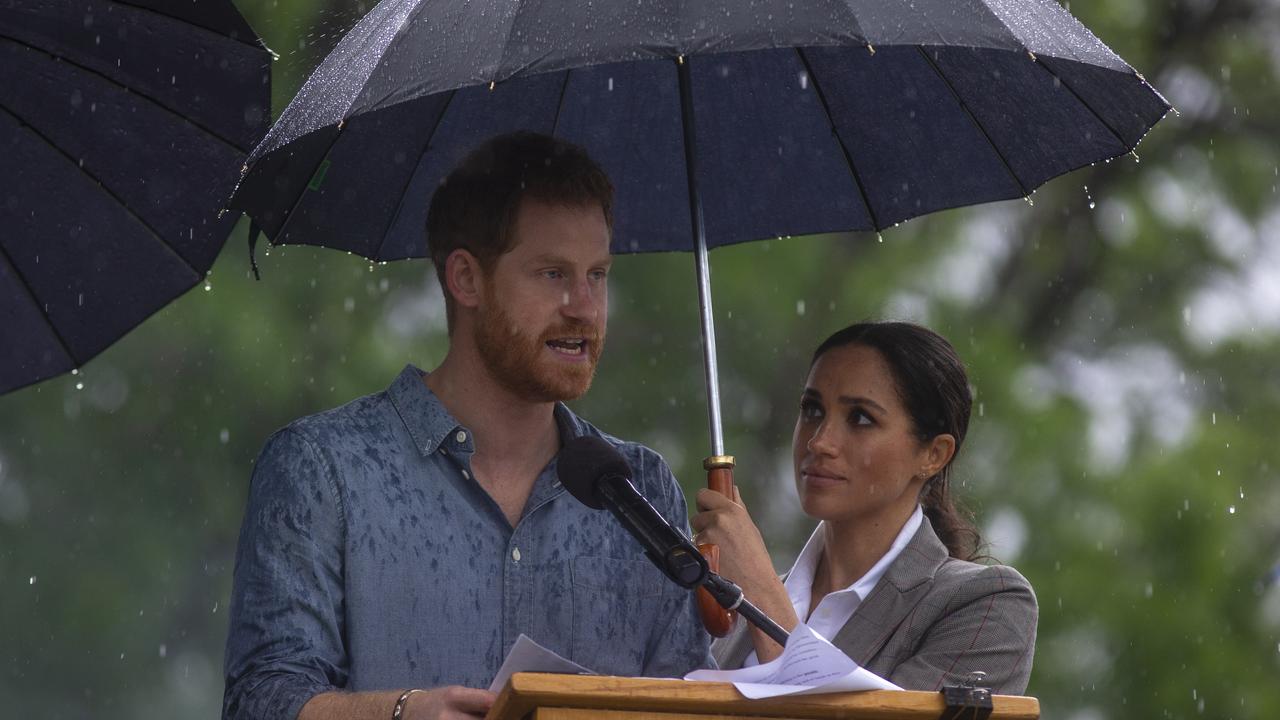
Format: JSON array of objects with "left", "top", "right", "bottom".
[{"left": 692, "top": 321, "right": 1037, "bottom": 693}]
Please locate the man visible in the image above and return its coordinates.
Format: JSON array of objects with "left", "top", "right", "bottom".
[{"left": 223, "top": 133, "right": 711, "bottom": 720}]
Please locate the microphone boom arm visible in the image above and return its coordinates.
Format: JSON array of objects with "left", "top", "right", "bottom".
[{"left": 700, "top": 572, "right": 791, "bottom": 648}]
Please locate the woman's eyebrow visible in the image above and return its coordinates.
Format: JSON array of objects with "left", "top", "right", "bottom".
[{"left": 836, "top": 395, "right": 887, "bottom": 414}]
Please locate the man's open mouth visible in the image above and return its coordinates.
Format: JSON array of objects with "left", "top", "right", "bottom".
[{"left": 546, "top": 338, "right": 587, "bottom": 355}]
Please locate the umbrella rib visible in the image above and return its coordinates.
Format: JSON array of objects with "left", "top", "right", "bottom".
[
  {"left": 0, "top": 230, "right": 80, "bottom": 370},
  {"left": 111, "top": 0, "right": 269, "bottom": 52},
  {"left": 268, "top": 128, "right": 347, "bottom": 248},
  {"left": 1028, "top": 58, "right": 1133, "bottom": 152},
  {"left": 795, "top": 47, "right": 881, "bottom": 231},
  {"left": 549, "top": 69, "right": 572, "bottom": 136},
  {"left": 0, "top": 103, "right": 205, "bottom": 281},
  {"left": 371, "top": 88, "right": 460, "bottom": 261},
  {"left": 914, "top": 45, "right": 1030, "bottom": 197},
  {"left": 0, "top": 33, "right": 258, "bottom": 154}
]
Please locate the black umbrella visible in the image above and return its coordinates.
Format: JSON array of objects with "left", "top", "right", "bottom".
[
  {"left": 0, "top": 0, "right": 272, "bottom": 395},
  {"left": 231, "top": 0, "right": 1168, "bottom": 640},
  {"left": 231, "top": 0, "right": 1168, "bottom": 459}
]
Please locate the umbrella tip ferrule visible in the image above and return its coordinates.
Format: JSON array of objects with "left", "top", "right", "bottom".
[
  {"left": 677, "top": 54, "right": 685, "bottom": 65},
  {"left": 489, "top": 81, "right": 496, "bottom": 91},
  {"left": 1027, "top": 50, "right": 1037, "bottom": 62},
  {"left": 866, "top": 43, "right": 875, "bottom": 56}
]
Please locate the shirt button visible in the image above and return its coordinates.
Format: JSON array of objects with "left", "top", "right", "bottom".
[
  {"left": 511, "top": 547, "right": 522, "bottom": 562},
  {"left": 455, "top": 430, "right": 467, "bottom": 444}
]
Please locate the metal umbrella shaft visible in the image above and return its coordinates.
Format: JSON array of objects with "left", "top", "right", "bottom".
[
  {"left": 677, "top": 57, "right": 725, "bottom": 458},
  {"left": 679, "top": 56, "right": 743, "bottom": 638}
]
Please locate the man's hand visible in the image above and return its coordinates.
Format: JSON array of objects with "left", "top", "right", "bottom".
[
  {"left": 299, "top": 686, "right": 496, "bottom": 720},
  {"left": 403, "top": 686, "right": 496, "bottom": 719}
]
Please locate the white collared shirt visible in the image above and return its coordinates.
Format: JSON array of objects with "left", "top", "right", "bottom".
[{"left": 743, "top": 505, "right": 924, "bottom": 667}]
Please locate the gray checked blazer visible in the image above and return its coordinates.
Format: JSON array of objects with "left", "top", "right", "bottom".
[{"left": 712, "top": 516, "right": 1038, "bottom": 694}]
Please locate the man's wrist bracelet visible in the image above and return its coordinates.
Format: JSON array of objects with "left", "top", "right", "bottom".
[{"left": 392, "top": 688, "right": 425, "bottom": 720}]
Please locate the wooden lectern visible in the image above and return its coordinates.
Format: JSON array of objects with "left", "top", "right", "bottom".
[{"left": 489, "top": 673, "right": 1040, "bottom": 720}]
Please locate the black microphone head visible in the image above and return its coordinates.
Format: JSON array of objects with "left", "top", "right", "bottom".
[{"left": 557, "top": 435, "right": 632, "bottom": 510}]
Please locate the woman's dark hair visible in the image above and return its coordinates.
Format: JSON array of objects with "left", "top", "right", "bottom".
[{"left": 811, "top": 321, "right": 983, "bottom": 561}]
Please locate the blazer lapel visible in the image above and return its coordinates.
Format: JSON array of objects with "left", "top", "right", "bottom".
[{"left": 828, "top": 517, "right": 949, "bottom": 666}]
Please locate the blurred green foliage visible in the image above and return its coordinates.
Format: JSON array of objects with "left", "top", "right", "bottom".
[{"left": 2, "top": 1, "right": 1278, "bottom": 718}]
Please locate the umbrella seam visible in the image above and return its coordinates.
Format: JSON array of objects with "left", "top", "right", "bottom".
[
  {"left": 371, "top": 88, "right": 460, "bottom": 261},
  {"left": 0, "top": 232, "right": 80, "bottom": 372},
  {"left": 795, "top": 47, "right": 881, "bottom": 231},
  {"left": 914, "top": 45, "right": 1030, "bottom": 198},
  {"left": 0, "top": 102, "right": 206, "bottom": 280},
  {"left": 338, "top": 0, "right": 430, "bottom": 123},
  {"left": 0, "top": 32, "right": 260, "bottom": 154},
  {"left": 549, "top": 69, "right": 572, "bottom": 137}
]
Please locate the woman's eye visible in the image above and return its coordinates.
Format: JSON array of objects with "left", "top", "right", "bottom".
[
  {"left": 848, "top": 409, "right": 874, "bottom": 426},
  {"left": 799, "top": 400, "right": 823, "bottom": 421}
]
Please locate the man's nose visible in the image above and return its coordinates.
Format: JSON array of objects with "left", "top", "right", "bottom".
[{"left": 560, "top": 277, "right": 601, "bottom": 322}]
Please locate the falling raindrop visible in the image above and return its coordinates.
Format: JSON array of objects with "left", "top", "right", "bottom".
[
  {"left": 795, "top": 300, "right": 805, "bottom": 316},
  {"left": 1084, "top": 185, "right": 1095, "bottom": 209},
  {"left": 29, "top": 576, "right": 36, "bottom": 585},
  {"left": 75, "top": 382, "right": 84, "bottom": 391},
  {"left": 1228, "top": 506, "right": 1236, "bottom": 514}
]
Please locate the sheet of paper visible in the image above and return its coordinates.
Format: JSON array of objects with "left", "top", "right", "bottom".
[
  {"left": 684, "top": 622, "right": 901, "bottom": 698},
  {"left": 487, "top": 634, "right": 596, "bottom": 693}
]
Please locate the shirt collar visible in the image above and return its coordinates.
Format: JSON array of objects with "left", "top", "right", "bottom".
[
  {"left": 386, "top": 364, "right": 586, "bottom": 456},
  {"left": 783, "top": 504, "right": 925, "bottom": 612}
]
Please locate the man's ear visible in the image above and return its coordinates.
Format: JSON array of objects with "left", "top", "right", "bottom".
[
  {"left": 920, "top": 433, "right": 957, "bottom": 480},
  {"left": 444, "top": 248, "right": 484, "bottom": 310}
]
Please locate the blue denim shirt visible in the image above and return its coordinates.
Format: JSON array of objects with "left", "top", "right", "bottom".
[{"left": 223, "top": 366, "right": 712, "bottom": 720}]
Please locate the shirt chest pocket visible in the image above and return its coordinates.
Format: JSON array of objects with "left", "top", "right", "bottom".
[{"left": 569, "top": 555, "right": 670, "bottom": 676}]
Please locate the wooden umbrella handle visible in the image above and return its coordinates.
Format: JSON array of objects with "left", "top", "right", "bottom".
[{"left": 696, "top": 456, "right": 738, "bottom": 637}]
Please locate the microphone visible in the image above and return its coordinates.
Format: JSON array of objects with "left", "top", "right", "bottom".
[
  {"left": 557, "top": 435, "right": 791, "bottom": 648},
  {"left": 557, "top": 436, "right": 708, "bottom": 588}
]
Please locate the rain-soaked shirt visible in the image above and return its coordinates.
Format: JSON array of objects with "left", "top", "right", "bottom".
[{"left": 222, "top": 365, "right": 712, "bottom": 720}]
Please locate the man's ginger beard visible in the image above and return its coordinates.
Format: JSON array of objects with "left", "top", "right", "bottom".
[{"left": 473, "top": 286, "right": 604, "bottom": 403}]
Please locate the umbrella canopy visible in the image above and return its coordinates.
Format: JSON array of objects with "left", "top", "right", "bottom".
[
  {"left": 231, "top": 0, "right": 1169, "bottom": 261},
  {"left": 0, "top": 0, "right": 272, "bottom": 395}
]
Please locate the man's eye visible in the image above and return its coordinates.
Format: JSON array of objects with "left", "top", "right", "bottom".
[
  {"left": 589, "top": 269, "right": 609, "bottom": 281},
  {"left": 542, "top": 269, "right": 564, "bottom": 280}
]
